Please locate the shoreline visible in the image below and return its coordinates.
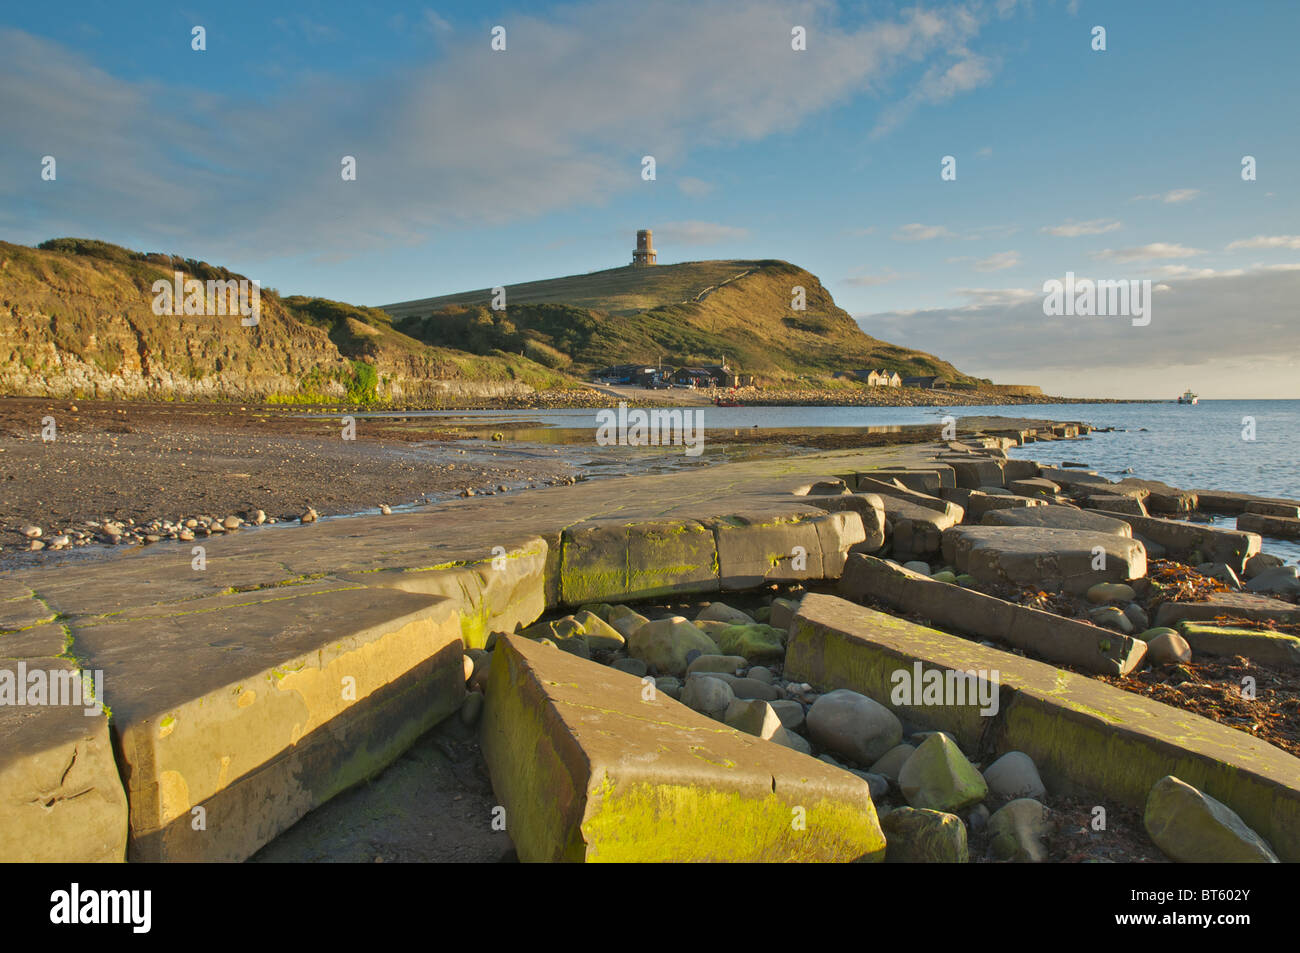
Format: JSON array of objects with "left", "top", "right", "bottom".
[{"left": 0, "top": 396, "right": 1021, "bottom": 570}]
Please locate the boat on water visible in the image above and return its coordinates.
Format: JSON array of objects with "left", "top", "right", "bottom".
[{"left": 1176, "top": 389, "right": 1198, "bottom": 405}]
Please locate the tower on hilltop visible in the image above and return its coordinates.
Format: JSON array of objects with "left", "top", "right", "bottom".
[{"left": 632, "top": 229, "right": 657, "bottom": 266}]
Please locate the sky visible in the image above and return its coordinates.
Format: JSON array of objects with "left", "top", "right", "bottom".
[{"left": 2, "top": 0, "right": 1297, "bottom": 398}]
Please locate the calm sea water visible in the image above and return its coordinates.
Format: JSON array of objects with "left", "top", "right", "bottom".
[{"left": 382, "top": 400, "right": 1299, "bottom": 499}]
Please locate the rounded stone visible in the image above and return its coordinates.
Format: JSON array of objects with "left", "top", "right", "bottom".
[
  {"left": 628, "top": 616, "right": 720, "bottom": 677},
  {"left": 695, "top": 601, "right": 756, "bottom": 625},
  {"left": 1088, "top": 605, "right": 1134, "bottom": 634},
  {"left": 869, "top": 743, "right": 917, "bottom": 781},
  {"left": 881, "top": 807, "right": 968, "bottom": 863},
  {"left": 982, "top": 751, "right": 1046, "bottom": 799},
  {"left": 806, "top": 689, "right": 903, "bottom": 765},
  {"left": 1086, "top": 581, "right": 1136, "bottom": 604},
  {"left": 681, "top": 674, "right": 735, "bottom": 720},
  {"left": 685, "top": 654, "right": 747, "bottom": 676},
  {"left": 987, "top": 798, "right": 1052, "bottom": 862},
  {"left": 1143, "top": 775, "right": 1279, "bottom": 863},
  {"left": 898, "top": 734, "right": 988, "bottom": 812},
  {"left": 1146, "top": 631, "right": 1192, "bottom": 664}
]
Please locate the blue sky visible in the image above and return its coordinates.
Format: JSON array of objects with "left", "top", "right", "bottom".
[{"left": 3, "top": 1, "right": 1298, "bottom": 397}]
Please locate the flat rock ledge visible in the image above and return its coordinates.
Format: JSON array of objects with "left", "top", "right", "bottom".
[
  {"left": 480, "top": 635, "right": 885, "bottom": 862},
  {"left": 785, "top": 592, "right": 1300, "bottom": 862}
]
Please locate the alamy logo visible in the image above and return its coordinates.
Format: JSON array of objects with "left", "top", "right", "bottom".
[
  {"left": 1042, "top": 271, "right": 1151, "bottom": 326},
  {"left": 50, "top": 883, "right": 151, "bottom": 933},
  {"left": 0, "top": 663, "right": 103, "bottom": 716},
  {"left": 889, "top": 662, "right": 1000, "bottom": 716},
  {"left": 152, "top": 271, "right": 260, "bottom": 326},
  {"left": 595, "top": 402, "right": 704, "bottom": 456}
]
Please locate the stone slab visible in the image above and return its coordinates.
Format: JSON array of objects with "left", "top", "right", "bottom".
[
  {"left": 1237, "top": 512, "right": 1300, "bottom": 540},
  {"left": 940, "top": 457, "right": 1005, "bottom": 489},
  {"left": 941, "top": 526, "right": 1147, "bottom": 593},
  {"left": 854, "top": 467, "right": 955, "bottom": 492},
  {"left": 982, "top": 506, "right": 1132, "bottom": 536},
  {"left": 479, "top": 635, "right": 886, "bottom": 862},
  {"left": 1173, "top": 622, "right": 1300, "bottom": 669},
  {"left": 940, "top": 487, "right": 1045, "bottom": 521},
  {"left": 1194, "top": 490, "right": 1300, "bottom": 516},
  {"left": 0, "top": 623, "right": 129, "bottom": 862},
  {"left": 1155, "top": 592, "right": 1300, "bottom": 628},
  {"left": 837, "top": 554, "right": 1145, "bottom": 675},
  {"left": 1093, "top": 511, "right": 1261, "bottom": 575},
  {"left": 71, "top": 584, "right": 465, "bottom": 861},
  {"left": 560, "top": 517, "right": 719, "bottom": 604},
  {"left": 804, "top": 493, "right": 887, "bottom": 553},
  {"left": 784, "top": 593, "right": 1300, "bottom": 862}
]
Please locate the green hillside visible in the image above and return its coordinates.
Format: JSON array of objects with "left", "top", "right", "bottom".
[{"left": 385, "top": 259, "right": 979, "bottom": 384}]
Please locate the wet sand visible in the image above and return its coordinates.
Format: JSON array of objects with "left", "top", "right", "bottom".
[{"left": 0, "top": 397, "right": 951, "bottom": 569}]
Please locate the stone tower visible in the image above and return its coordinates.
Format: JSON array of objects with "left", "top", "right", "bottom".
[{"left": 632, "top": 228, "right": 657, "bottom": 266}]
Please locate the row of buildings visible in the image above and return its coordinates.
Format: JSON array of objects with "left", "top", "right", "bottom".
[
  {"left": 837, "top": 368, "right": 951, "bottom": 389},
  {"left": 596, "top": 362, "right": 753, "bottom": 389},
  {"left": 599, "top": 362, "right": 950, "bottom": 390}
]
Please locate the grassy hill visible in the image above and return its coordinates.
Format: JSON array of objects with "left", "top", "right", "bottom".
[
  {"left": 0, "top": 239, "right": 570, "bottom": 404},
  {"left": 384, "top": 259, "right": 980, "bottom": 385},
  {"left": 0, "top": 240, "right": 989, "bottom": 405}
]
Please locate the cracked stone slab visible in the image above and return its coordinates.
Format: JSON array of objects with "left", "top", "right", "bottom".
[
  {"left": 480, "top": 634, "right": 885, "bottom": 862},
  {"left": 0, "top": 623, "right": 128, "bottom": 862},
  {"left": 70, "top": 583, "right": 465, "bottom": 861}
]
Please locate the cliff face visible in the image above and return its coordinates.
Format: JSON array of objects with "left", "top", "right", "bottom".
[{"left": 0, "top": 241, "right": 561, "bottom": 403}]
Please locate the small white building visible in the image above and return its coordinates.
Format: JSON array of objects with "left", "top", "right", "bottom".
[{"left": 864, "top": 369, "right": 901, "bottom": 387}]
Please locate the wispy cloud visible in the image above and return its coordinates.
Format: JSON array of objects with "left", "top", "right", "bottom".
[
  {"left": 654, "top": 220, "right": 748, "bottom": 245},
  {"left": 1132, "top": 188, "right": 1201, "bottom": 204},
  {"left": 894, "top": 223, "right": 956, "bottom": 242},
  {"left": 973, "top": 250, "right": 1020, "bottom": 271},
  {"left": 1092, "top": 242, "right": 1205, "bottom": 263},
  {"left": 1226, "top": 235, "right": 1300, "bottom": 251},
  {"left": 1042, "top": 218, "right": 1122, "bottom": 237}
]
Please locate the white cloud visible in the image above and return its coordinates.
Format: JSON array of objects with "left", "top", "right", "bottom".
[
  {"left": 1092, "top": 243, "right": 1205, "bottom": 263},
  {"left": 856, "top": 264, "right": 1300, "bottom": 397},
  {"left": 1132, "top": 188, "right": 1201, "bottom": 203},
  {"left": 894, "top": 223, "right": 956, "bottom": 242},
  {"left": 1226, "top": 235, "right": 1300, "bottom": 251},
  {"left": 973, "top": 250, "right": 1019, "bottom": 271},
  {"left": 654, "top": 220, "right": 749, "bottom": 245},
  {"left": 1041, "top": 218, "right": 1122, "bottom": 237},
  {"left": 872, "top": 48, "right": 998, "bottom": 138}
]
